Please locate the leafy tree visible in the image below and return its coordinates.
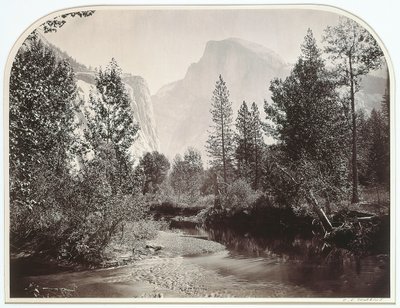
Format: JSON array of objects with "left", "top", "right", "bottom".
[
  {"left": 206, "top": 75, "right": 235, "bottom": 186},
  {"left": 265, "top": 29, "right": 348, "bottom": 203},
  {"left": 170, "top": 154, "right": 185, "bottom": 198},
  {"left": 85, "top": 58, "right": 139, "bottom": 192},
  {"left": 137, "top": 151, "right": 170, "bottom": 194},
  {"left": 8, "top": 31, "right": 152, "bottom": 263},
  {"left": 9, "top": 37, "right": 77, "bottom": 212},
  {"left": 27, "top": 10, "right": 95, "bottom": 40},
  {"left": 323, "top": 17, "right": 384, "bottom": 203},
  {"left": 170, "top": 148, "right": 204, "bottom": 202},
  {"left": 57, "top": 143, "right": 147, "bottom": 262}
]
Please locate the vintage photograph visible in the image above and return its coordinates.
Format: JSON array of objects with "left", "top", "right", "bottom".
[{"left": 6, "top": 5, "right": 391, "bottom": 301}]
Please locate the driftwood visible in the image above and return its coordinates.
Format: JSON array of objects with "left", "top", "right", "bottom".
[{"left": 305, "top": 190, "right": 333, "bottom": 232}]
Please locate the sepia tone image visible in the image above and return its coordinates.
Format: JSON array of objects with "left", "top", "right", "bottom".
[{"left": 6, "top": 6, "right": 391, "bottom": 301}]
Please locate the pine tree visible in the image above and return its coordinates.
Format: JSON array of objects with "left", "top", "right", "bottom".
[
  {"left": 235, "top": 101, "right": 252, "bottom": 179},
  {"left": 85, "top": 58, "right": 139, "bottom": 192},
  {"left": 323, "top": 17, "right": 384, "bottom": 203},
  {"left": 367, "top": 109, "right": 388, "bottom": 185},
  {"left": 206, "top": 75, "right": 235, "bottom": 186},
  {"left": 249, "top": 102, "right": 264, "bottom": 190},
  {"left": 266, "top": 29, "right": 348, "bottom": 200}
]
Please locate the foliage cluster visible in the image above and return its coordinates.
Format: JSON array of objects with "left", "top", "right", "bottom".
[{"left": 9, "top": 37, "right": 157, "bottom": 263}]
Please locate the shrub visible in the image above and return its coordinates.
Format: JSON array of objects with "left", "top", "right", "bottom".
[
  {"left": 109, "top": 219, "right": 168, "bottom": 250},
  {"left": 58, "top": 189, "right": 148, "bottom": 263},
  {"left": 221, "top": 179, "right": 261, "bottom": 210},
  {"left": 192, "top": 194, "right": 215, "bottom": 209}
]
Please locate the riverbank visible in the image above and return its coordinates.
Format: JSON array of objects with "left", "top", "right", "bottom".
[
  {"left": 10, "top": 192, "right": 390, "bottom": 298},
  {"left": 10, "top": 230, "right": 226, "bottom": 297},
  {"left": 201, "top": 198, "right": 390, "bottom": 256},
  {"left": 149, "top": 195, "right": 390, "bottom": 258}
]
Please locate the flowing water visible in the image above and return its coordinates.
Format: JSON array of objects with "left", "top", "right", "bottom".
[{"left": 10, "top": 225, "right": 390, "bottom": 298}]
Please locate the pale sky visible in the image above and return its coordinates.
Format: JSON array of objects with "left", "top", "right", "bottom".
[{"left": 43, "top": 8, "right": 342, "bottom": 94}]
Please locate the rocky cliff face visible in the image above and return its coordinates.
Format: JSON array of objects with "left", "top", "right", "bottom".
[
  {"left": 75, "top": 72, "right": 160, "bottom": 161},
  {"left": 123, "top": 74, "right": 160, "bottom": 158}
]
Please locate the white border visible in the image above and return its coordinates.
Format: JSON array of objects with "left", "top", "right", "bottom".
[{"left": 1, "top": 1, "right": 399, "bottom": 307}]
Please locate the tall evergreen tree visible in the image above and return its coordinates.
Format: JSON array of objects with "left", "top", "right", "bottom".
[
  {"left": 266, "top": 29, "right": 348, "bottom": 200},
  {"left": 249, "top": 102, "right": 264, "bottom": 190},
  {"left": 323, "top": 17, "right": 384, "bottom": 203},
  {"left": 85, "top": 58, "right": 139, "bottom": 192},
  {"left": 206, "top": 75, "right": 235, "bottom": 185},
  {"left": 235, "top": 101, "right": 252, "bottom": 179},
  {"left": 367, "top": 109, "right": 388, "bottom": 185}
]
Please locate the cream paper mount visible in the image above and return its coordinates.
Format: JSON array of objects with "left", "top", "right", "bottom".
[{"left": 4, "top": 4, "right": 395, "bottom": 304}]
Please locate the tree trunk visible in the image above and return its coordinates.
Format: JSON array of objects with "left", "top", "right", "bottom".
[
  {"left": 221, "top": 107, "right": 227, "bottom": 191},
  {"left": 324, "top": 191, "right": 332, "bottom": 215},
  {"left": 254, "top": 142, "right": 259, "bottom": 190},
  {"left": 213, "top": 173, "right": 222, "bottom": 209},
  {"left": 306, "top": 190, "right": 333, "bottom": 233},
  {"left": 349, "top": 54, "right": 360, "bottom": 203}
]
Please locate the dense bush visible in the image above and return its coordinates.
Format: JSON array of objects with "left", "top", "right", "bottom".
[
  {"left": 10, "top": 159, "right": 150, "bottom": 263},
  {"left": 192, "top": 194, "right": 215, "bottom": 209},
  {"left": 221, "top": 178, "right": 261, "bottom": 210},
  {"left": 108, "top": 219, "right": 168, "bottom": 251}
]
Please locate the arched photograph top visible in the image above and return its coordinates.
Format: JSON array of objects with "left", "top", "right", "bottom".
[{"left": 5, "top": 5, "right": 393, "bottom": 304}]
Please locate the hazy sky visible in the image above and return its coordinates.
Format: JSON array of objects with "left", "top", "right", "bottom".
[{"left": 43, "top": 8, "right": 342, "bottom": 94}]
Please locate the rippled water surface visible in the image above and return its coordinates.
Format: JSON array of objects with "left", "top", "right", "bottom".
[{"left": 10, "top": 226, "right": 390, "bottom": 298}]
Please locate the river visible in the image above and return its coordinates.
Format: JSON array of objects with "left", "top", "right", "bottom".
[{"left": 10, "top": 225, "right": 390, "bottom": 298}]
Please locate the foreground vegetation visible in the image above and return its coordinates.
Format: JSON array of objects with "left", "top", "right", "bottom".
[{"left": 9, "top": 13, "right": 389, "bottom": 271}]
